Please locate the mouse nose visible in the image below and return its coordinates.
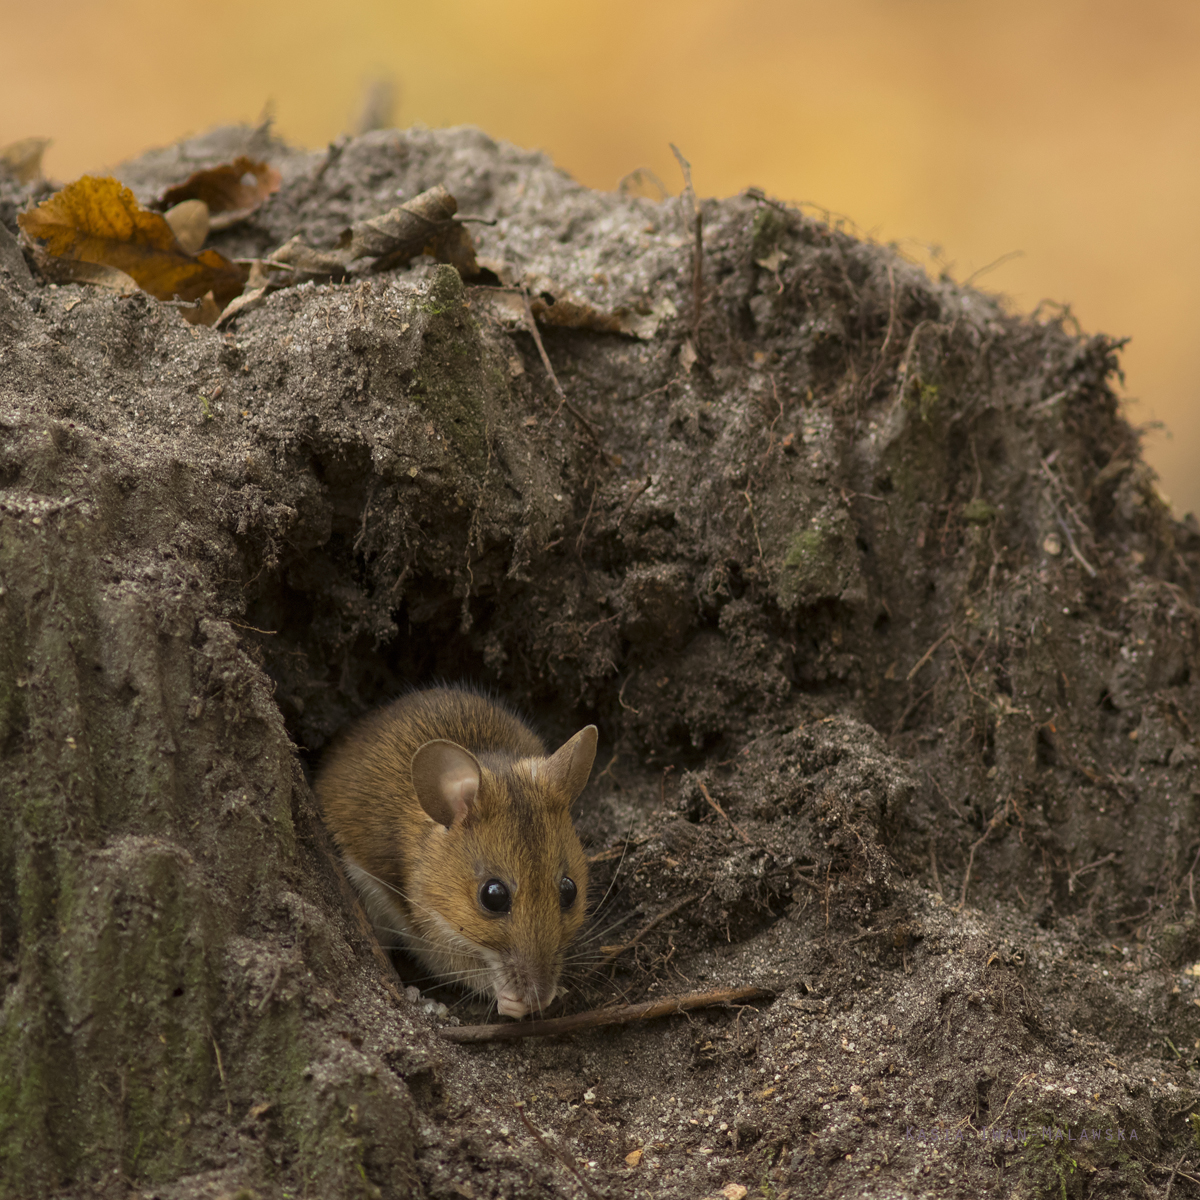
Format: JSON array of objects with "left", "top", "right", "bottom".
[{"left": 496, "top": 988, "right": 530, "bottom": 1019}]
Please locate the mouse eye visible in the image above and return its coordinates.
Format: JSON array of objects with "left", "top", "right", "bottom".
[
  {"left": 479, "top": 879, "right": 511, "bottom": 914},
  {"left": 559, "top": 877, "right": 577, "bottom": 910}
]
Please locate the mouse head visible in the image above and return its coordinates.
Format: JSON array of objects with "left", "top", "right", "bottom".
[{"left": 410, "top": 725, "right": 597, "bottom": 1019}]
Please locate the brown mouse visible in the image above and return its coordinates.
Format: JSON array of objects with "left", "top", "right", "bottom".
[{"left": 315, "top": 685, "right": 597, "bottom": 1019}]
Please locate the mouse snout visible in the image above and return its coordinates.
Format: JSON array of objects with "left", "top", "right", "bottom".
[{"left": 492, "top": 951, "right": 561, "bottom": 1020}]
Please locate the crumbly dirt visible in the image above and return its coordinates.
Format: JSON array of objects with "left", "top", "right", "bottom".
[{"left": 4, "top": 123, "right": 1200, "bottom": 1200}]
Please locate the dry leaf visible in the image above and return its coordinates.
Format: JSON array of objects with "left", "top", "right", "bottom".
[
  {"left": 721, "top": 1186, "right": 748, "bottom": 1200},
  {"left": 164, "top": 199, "right": 210, "bottom": 254},
  {"left": 0, "top": 222, "right": 33, "bottom": 287},
  {"left": 266, "top": 236, "right": 349, "bottom": 281},
  {"left": 18, "top": 176, "right": 247, "bottom": 320},
  {"left": 216, "top": 286, "right": 269, "bottom": 328},
  {"left": 31, "top": 254, "right": 139, "bottom": 294},
  {"left": 340, "top": 184, "right": 478, "bottom": 275},
  {"left": 624, "top": 1148, "right": 643, "bottom": 1167},
  {"left": 157, "top": 156, "right": 282, "bottom": 230},
  {"left": 474, "top": 281, "right": 675, "bottom": 340},
  {"left": 1, "top": 137, "right": 51, "bottom": 184}
]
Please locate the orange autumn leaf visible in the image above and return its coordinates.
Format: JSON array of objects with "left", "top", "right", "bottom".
[
  {"left": 18, "top": 176, "right": 247, "bottom": 315},
  {"left": 158, "top": 156, "right": 282, "bottom": 229}
]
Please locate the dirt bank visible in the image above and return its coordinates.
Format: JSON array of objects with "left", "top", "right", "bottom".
[{"left": 3, "top": 123, "right": 1200, "bottom": 1199}]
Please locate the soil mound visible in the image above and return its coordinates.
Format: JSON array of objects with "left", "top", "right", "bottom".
[{"left": 3, "top": 123, "right": 1200, "bottom": 1198}]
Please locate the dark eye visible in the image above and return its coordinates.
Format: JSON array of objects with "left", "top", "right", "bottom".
[
  {"left": 479, "top": 879, "right": 511, "bottom": 914},
  {"left": 559, "top": 877, "right": 577, "bottom": 910}
]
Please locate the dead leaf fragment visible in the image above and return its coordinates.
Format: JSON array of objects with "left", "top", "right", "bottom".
[
  {"left": 164, "top": 200, "right": 210, "bottom": 253},
  {"left": 31, "top": 254, "right": 139, "bottom": 294},
  {"left": 624, "top": 1148, "right": 643, "bottom": 1167},
  {"left": 340, "top": 184, "right": 478, "bottom": 275},
  {"left": 0, "top": 222, "right": 33, "bottom": 287},
  {"left": 18, "top": 176, "right": 247, "bottom": 319},
  {"left": 721, "top": 1186, "right": 748, "bottom": 1200},
  {"left": 158, "top": 156, "right": 282, "bottom": 230},
  {"left": 1, "top": 137, "right": 51, "bottom": 184},
  {"left": 265, "top": 236, "right": 349, "bottom": 281}
]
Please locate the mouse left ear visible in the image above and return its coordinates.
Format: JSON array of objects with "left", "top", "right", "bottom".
[
  {"left": 543, "top": 725, "right": 598, "bottom": 805},
  {"left": 411, "top": 739, "right": 482, "bottom": 828}
]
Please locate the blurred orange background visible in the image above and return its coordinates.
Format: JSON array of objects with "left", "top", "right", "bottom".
[{"left": 3, "top": 0, "right": 1198, "bottom": 513}]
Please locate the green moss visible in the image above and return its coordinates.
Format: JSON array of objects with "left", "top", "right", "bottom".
[
  {"left": 1014, "top": 1110, "right": 1144, "bottom": 1200},
  {"left": 776, "top": 513, "right": 857, "bottom": 610},
  {"left": 917, "top": 381, "right": 940, "bottom": 423},
  {"left": 409, "top": 265, "right": 493, "bottom": 476},
  {"left": 751, "top": 205, "right": 791, "bottom": 261},
  {"left": 963, "top": 498, "right": 997, "bottom": 524}
]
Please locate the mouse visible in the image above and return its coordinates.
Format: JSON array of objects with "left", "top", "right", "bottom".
[{"left": 315, "top": 685, "right": 597, "bottom": 1019}]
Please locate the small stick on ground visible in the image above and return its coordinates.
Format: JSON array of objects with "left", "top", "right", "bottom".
[
  {"left": 516, "top": 1106, "right": 605, "bottom": 1200},
  {"left": 906, "top": 627, "right": 954, "bottom": 682},
  {"left": 600, "top": 893, "right": 700, "bottom": 965},
  {"left": 1067, "top": 851, "right": 1117, "bottom": 895},
  {"left": 959, "top": 796, "right": 1013, "bottom": 909},
  {"left": 697, "top": 781, "right": 753, "bottom": 845},
  {"left": 520, "top": 289, "right": 601, "bottom": 444},
  {"left": 669, "top": 143, "right": 704, "bottom": 346},
  {"left": 615, "top": 475, "right": 653, "bottom": 530},
  {"left": 440, "top": 985, "right": 772, "bottom": 1044}
]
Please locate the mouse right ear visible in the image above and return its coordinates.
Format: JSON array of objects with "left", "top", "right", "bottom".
[{"left": 411, "top": 740, "right": 482, "bottom": 828}]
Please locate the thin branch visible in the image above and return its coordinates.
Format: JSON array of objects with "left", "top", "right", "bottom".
[
  {"left": 440, "top": 985, "right": 773, "bottom": 1044},
  {"left": 520, "top": 289, "right": 601, "bottom": 444},
  {"left": 697, "top": 781, "right": 753, "bottom": 845},
  {"left": 960, "top": 796, "right": 1012, "bottom": 909},
  {"left": 615, "top": 475, "right": 653, "bottom": 530},
  {"left": 600, "top": 893, "right": 700, "bottom": 965},
  {"left": 516, "top": 1107, "right": 606, "bottom": 1200},
  {"left": 1067, "top": 851, "right": 1117, "bottom": 896},
  {"left": 906, "top": 627, "right": 954, "bottom": 682},
  {"left": 669, "top": 143, "right": 704, "bottom": 345}
]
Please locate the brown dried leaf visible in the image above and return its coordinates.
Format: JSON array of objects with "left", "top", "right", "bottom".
[
  {"left": 1, "top": 137, "right": 51, "bottom": 184},
  {"left": 157, "top": 156, "right": 282, "bottom": 230},
  {"left": 266, "top": 236, "right": 349, "bottom": 281},
  {"left": 164, "top": 199, "right": 210, "bottom": 254},
  {"left": 340, "top": 184, "right": 478, "bottom": 275},
  {"left": 18, "top": 176, "right": 247, "bottom": 319}
]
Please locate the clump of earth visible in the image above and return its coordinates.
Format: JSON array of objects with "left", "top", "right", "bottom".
[{"left": 3, "top": 122, "right": 1200, "bottom": 1199}]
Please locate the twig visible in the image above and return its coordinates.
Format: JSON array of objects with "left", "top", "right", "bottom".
[
  {"left": 890, "top": 684, "right": 935, "bottom": 737},
  {"left": 516, "top": 1106, "right": 605, "bottom": 1200},
  {"left": 520, "top": 290, "right": 601, "bottom": 444},
  {"left": 1039, "top": 457, "right": 1098, "bottom": 577},
  {"left": 964, "top": 249, "right": 1024, "bottom": 288},
  {"left": 226, "top": 620, "right": 278, "bottom": 635},
  {"left": 930, "top": 846, "right": 943, "bottom": 898},
  {"left": 697, "top": 782, "right": 753, "bottom": 845},
  {"left": 1067, "top": 851, "right": 1117, "bottom": 896},
  {"left": 669, "top": 143, "right": 704, "bottom": 345},
  {"left": 575, "top": 481, "right": 599, "bottom": 555},
  {"left": 960, "top": 797, "right": 1012, "bottom": 909},
  {"left": 208, "top": 1025, "right": 232, "bottom": 1116},
  {"left": 879, "top": 261, "right": 898, "bottom": 360},
  {"left": 906, "top": 627, "right": 954, "bottom": 682},
  {"left": 615, "top": 475, "right": 653, "bottom": 530},
  {"left": 601, "top": 894, "right": 700, "bottom": 965},
  {"left": 440, "top": 985, "right": 773, "bottom": 1043},
  {"left": 1164, "top": 1151, "right": 1193, "bottom": 1199}
]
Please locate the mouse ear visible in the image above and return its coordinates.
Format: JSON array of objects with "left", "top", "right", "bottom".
[
  {"left": 411, "top": 740, "right": 482, "bottom": 828},
  {"left": 542, "top": 725, "right": 598, "bottom": 805}
]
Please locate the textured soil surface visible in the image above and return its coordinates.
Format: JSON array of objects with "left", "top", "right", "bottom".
[{"left": 5, "top": 123, "right": 1200, "bottom": 1199}]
